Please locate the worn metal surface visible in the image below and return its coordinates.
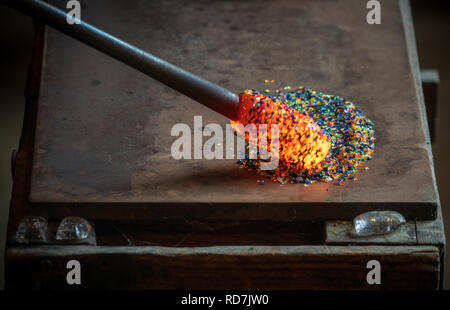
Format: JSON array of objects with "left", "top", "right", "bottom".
[{"left": 29, "top": 0, "right": 437, "bottom": 220}]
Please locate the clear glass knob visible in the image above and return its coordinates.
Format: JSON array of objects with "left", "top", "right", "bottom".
[
  {"left": 354, "top": 211, "right": 406, "bottom": 237},
  {"left": 16, "top": 216, "right": 48, "bottom": 244},
  {"left": 56, "top": 216, "right": 93, "bottom": 241}
]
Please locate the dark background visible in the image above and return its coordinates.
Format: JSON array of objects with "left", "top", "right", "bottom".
[{"left": 0, "top": 0, "right": 449, "bottom": 289}]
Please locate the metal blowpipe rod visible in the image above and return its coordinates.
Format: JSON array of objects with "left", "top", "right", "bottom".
[{"left": 3, "top": 0, "right": 241, "bottom": 120}]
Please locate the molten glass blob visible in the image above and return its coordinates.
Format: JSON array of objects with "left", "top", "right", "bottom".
[
  {"left": 231, "top": 90, "right": 331, "bottom": 172},
  {"left": 232, "top": 85, "right": 375, "bottom": 185}
]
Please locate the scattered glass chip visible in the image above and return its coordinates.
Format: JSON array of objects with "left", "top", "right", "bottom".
[
  {"left": 353, "top": 211, "right": 406, "bottom": 237},
  {"left": 56, "top": 216, "right": 94, "bottom": 241},
  {"left": 16, "top": 216, "right": 48, "bottom": 244},
  {"left": 231, "top": 84, "right": 375, "bottom": 186}
]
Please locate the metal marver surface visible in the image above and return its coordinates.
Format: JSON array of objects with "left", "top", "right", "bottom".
[{"left": 29, "top": 0, "right": 437, "bottom": 220}]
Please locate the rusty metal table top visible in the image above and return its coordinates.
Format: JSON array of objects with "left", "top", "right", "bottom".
[{"left": 29, "top": 0, "right": 437, "bottom": 220}]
